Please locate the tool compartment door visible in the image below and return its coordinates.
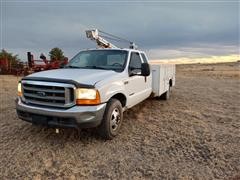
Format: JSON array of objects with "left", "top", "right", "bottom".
[
  {"left": 151, "top": 64, "right": 166, "bottom": 97},
  {"left": 151, "top": 64, "right": 176, "bottom": 97}
]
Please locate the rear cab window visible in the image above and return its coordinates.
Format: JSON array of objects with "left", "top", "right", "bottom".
[{"left": 140, "top": 53, "right": 148, "bottom": 63}]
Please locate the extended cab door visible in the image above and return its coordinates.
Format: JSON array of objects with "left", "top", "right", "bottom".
[{"left": 125, "top": 52, "right": 151, "bottom": 108}]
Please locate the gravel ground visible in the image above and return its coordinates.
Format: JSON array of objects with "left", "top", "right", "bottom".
[{"left": 0, "top": 62, "right": 240, "bottom": 179}]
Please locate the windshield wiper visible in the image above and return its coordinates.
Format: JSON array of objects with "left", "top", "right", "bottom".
[
  {"left": 66, "top": 65, "right": 112, "bottom": 71},
  {"left": 83, "top": 66, "right": 108, "bottom": 70},
  {"left": 65, "top": 65, "right": 81, "bottom": 68}
]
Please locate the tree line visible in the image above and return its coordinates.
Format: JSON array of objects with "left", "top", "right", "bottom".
[{"left": 0, "top": 47, "right": 66, "bottom": 65}]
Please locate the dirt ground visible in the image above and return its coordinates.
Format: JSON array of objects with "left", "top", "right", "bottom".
[{"left": 0, "top": 62, "right": 239, "bottom": 179}]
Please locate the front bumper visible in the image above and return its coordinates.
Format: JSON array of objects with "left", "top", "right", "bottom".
[{"left": 16, "top": 98, "right": 106, "bottom": 128}]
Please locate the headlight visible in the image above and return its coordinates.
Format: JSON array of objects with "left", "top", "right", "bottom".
[
  {"left": 76, "top": 88, "right": 100, "bottom": 105},
  {"left": 18, "top": 82, "right": 22, "bottom": 96}
]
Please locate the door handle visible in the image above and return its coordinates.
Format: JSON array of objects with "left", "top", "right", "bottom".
[{"left": 124, "top": 81, "right": 129, "bottom": 85}]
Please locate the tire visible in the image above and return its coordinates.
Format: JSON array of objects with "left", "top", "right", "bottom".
[
  {"left": 161, "top": 86, "right": 170, "bottom": 100},
  {"left": 98, "top": 98, "right": 123, "bottom": 140}
]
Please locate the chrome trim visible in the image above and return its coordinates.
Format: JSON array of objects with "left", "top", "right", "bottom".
[
  {"left": 21, "top": 80, "right": 76, "bottom": 108},
  {"left": 22, "top": 80, "right": 75, "bottom": 88},
  {"left": 16, "top": 98, "right": 106, "bottom": 126},
  {"left": 23, "top": 85, "right": 65, "bottom": 93},
  {"left": 24, "top": 92, "right": 65, "bottom": 101}
]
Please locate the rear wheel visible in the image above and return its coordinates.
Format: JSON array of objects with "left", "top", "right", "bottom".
[{"left": 98, "top": 98, "right": 123, "bottom": 140}]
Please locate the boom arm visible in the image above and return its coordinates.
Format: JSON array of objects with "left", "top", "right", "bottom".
[{"left": 86, "top": 29, "right": 118, "bottom": 49}]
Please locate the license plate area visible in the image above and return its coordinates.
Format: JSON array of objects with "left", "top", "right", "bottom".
[{"left": 32, "top": 114, "right": 48, "bottom": 125}]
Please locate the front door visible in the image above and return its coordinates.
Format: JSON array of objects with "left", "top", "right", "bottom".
[{"left": 125, "top": 52, "right": 149, "bottom": 108}]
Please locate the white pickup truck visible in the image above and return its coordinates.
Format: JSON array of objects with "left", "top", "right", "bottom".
[{"left": 16, "top": 48, "right": 175, "bottom": 139}]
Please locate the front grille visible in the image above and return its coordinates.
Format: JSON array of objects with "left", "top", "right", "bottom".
[{"left": 22, "top": 80, "right": 75, "bottom": 108}]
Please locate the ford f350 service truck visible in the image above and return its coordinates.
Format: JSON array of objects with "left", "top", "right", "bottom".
[{"left": 16, "top": 30, "right": 175, "bottom": 139}]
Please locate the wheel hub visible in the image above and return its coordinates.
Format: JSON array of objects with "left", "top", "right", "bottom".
[{"left": 110, "top": 108, "right": 121, "bottom": 131}]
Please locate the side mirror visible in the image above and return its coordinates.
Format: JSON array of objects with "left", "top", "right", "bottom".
[{"left": 141, "top": 63, "right": 150, "bottom": 76}]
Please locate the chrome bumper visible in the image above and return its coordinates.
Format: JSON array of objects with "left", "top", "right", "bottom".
[{"left": 16, "top": 98, "right": 106, "bottom": 128}]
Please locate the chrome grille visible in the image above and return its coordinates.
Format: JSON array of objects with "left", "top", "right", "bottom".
[{"left": 22, "top": 80, "right": 75, "bottom": 108}]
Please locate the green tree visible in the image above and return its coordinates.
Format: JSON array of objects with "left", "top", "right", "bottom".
[
  {"left": 0, "top": 49, "right": 22, "bottom": 69},
  {"left": 49, "top": 47, "right": 65, "bottom": 62}
]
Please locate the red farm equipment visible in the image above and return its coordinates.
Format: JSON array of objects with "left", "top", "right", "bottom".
[
  {"left": 0, "top": 52, "right": 68, "bottom": 76},
  {"left": 26, "top": 52, "right": 68, "bottom": 75},
  {"left": 0, "top": 57, "right": 24, "bottom": 75},
  {"left": 0, "top": 57, "right": 10, "bottom": 74}
]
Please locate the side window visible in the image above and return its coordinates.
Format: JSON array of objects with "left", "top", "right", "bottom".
[
  {"left": 141, "top": 53, "right": 148, "bottom": 63},
  {"left": 129, "top": 52, "right": 142, "bottom": 72}
]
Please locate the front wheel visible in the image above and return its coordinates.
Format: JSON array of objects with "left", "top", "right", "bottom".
[{"left": 98, "top": 98, "right": 123, "bottom": 140}]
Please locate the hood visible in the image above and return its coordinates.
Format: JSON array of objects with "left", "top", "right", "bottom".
[{"left": 27, "top": 68, "right": 118, "bottom": 85}]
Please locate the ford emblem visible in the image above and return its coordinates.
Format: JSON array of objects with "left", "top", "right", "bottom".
[{"left": 36, "top": 91, "right": 46, "bottom": 97}]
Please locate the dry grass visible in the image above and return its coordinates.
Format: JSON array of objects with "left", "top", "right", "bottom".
[{"left": 0, "top": 62, "right": 239, "bottom": 179}]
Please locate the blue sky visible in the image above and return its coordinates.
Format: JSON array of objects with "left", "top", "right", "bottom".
[{"left": 1, "top": 0, "right": 239, "bottom": 61}]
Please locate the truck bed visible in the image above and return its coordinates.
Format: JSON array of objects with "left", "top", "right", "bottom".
[{"left": 150, "top": 63, "right": 176, "bottom": 97}]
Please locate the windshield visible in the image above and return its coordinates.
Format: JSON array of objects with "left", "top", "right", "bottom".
[{"left": 66, "top": 50, "right": 128, "bottom": 72}]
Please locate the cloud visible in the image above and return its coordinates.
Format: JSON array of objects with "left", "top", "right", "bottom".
[
  {"left": 146, "top": 44, "right": 239, "bottom": 59},
  {"left": 1, "top": 1, "right": 239, "bottom": 61}
]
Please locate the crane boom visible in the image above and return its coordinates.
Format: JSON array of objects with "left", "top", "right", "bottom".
[
  {"left": 86, "top": 29, "right": 137, "bottom": 49},
  {"left": 86, "top": 29, "right": 118, "bottom": 49}
]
